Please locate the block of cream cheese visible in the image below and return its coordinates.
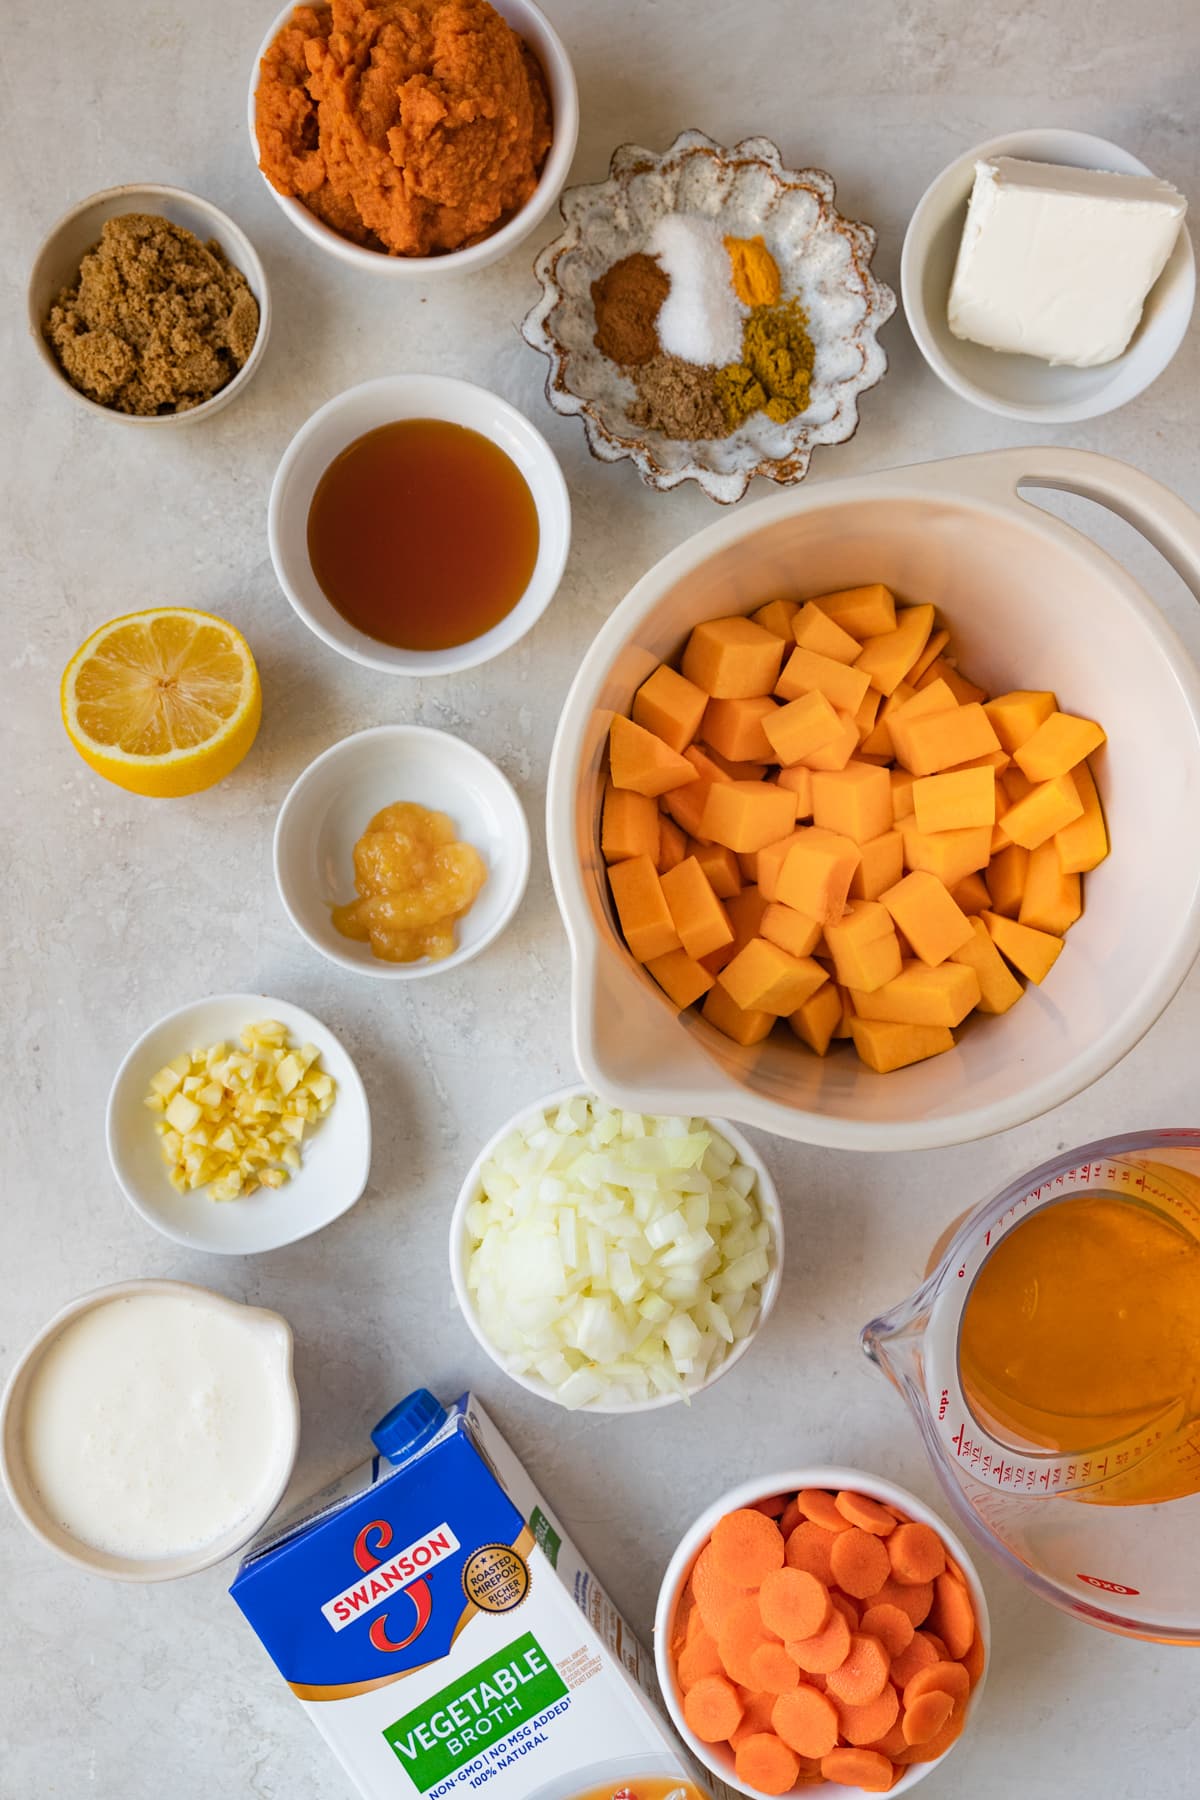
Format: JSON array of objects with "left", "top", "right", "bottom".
[{"left": 948, "top": 156, "right": 1187, "bottom": 366}]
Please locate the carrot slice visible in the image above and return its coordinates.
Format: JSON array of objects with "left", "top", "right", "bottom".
[
  {"left": 894, "top": 1706, "right": 964, "bottom": 1764},
  {"left": 834, "top": 1490, "right": 898, "bottom": 1536},
  {"left": 902, "top": 1688, "right": 955, "bottom": 1746},
  {"left": 828, "top": 1591, "right": 860, "bottom": 1629},
  {"left": 820, "top": 1746, "right": 896, "bottom": 1792},
  {"left": 865, "top": 1719, "right": 908, "bottom": 1760},
  {"left": 903, "top": 1661, "right": 969, "bottom": 1710},
  {"left": 921, "top": 1632, "right": 948, "bottom": 1662},
  {"left": 759, "top": 1567, "right": 831, "bottom": 1641},
  {"left": 860, "top": 1602, "right": 914, "bottom": 1659},
  {"left": 771, "top": 1684, "right": 840, "bottom": 1758},
  {"left": 888, "top": 1630, "right": 939, "bottom": 1689},
  {"left": 682, "top": 1673, "right": 743, "bottom": 1743},
  {"left": 797, "top": 1488, "right": 854, "bottom": 1533},
  {"left": 871, "top": 1575, "right": 934, "bottom": 1626},
  {"left": 677, "top": 1629, "right": 724, "bottom": 1689},
  {"left": 786, "top": 1606, "right": 852, "bottom": 1675},
  {"left": 887, "top": 1520, "right": 947, "bottom": 1585},
  {"left": 826, "top": 1633, "right": 890, "bottom": 1705},
  {"left": 734, "top": 1732, "right": 802, "bottom": 1795},
  {"left": 785, "top": 1521, "right": 838, "bottom": 1584},
  {"left": 961, "top": 1628, "right": 986, "bottom": 1689},
  {"left": 829, "top": 1527, "right": 892, "bottom": 1600},
  {"left": 718, "top": 1595, "right": 777, "bottom": 1687},
  {"left": 835, "top": 1681, "right": 900, "bottom": 1746},
  {"left": 751, "top": 1492, "right": 791, "bottom": 1518},
  {"left": 711, "top": 1507, "right": 786, "bottom": 1587},
  {"left": 779, "top": 1496, "right": 803, "bottom": 1539},
  {"left": 749, "top": 1640, "right": 802, "bottom": 1694},
  {"left": 928, "top": 1572, "right": 976, "bottom": 1659},
  {"left": 730, "top": 1686, "right": 779, "bottom": 1747},
  {"left": 693, "top": 1544, "right": 747, "bottom": 1634}
]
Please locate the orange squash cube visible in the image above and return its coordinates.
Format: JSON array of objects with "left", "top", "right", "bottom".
[
  {"left": 660, "top": 856, "right": 734, "bottom": 960},
  {"left": 776, "top": 646, "right": 872, "bottom": 714},
  {"left": 645, "top": 948, "right": 715, "bottom": 1012},
  {"left": 854, "top": 687, "right": 883, "bottom": 742},
  {"left": 757, "top": 830, "right": 808, "bottom": 902},
  {"left": 907, "top": 627, "right": 951, "bottom": 687},
  {"left": 776, "top": 828, "right": 862, "bottom": 925},
  {"left": 777, "top": 764, "right": 815, "bottom": 819},
  {"left": 1055, "top": 759, "right": 1109, "bottom": 874},
  {"left": 825, "top": 901, "right": 903, "bottom": 993},
  {"left": 915, "top": 658, "right": 987, "bottom": 705},
  {"left": 787, "top": 982, "right": 844, "bottom": 1055},
  {"left": 660, "top": 777, "right": 713, "bottom": 840},
  {"left": 983, "top": 689, "right": 1057, "bottom": 753},
  {"left": 809, "top": 583, "right": 897, "bottom": 638},
  {"left": 608, "top": 855, "right": 681, "bottom": 961},
  {"left": 986, "top": 844, "right": 1029, "bottom": 918},
  {"left": 763, "top": 689, "right": 842, "bottom": 764},
  {"left": 1001, "top": 772, "right": 1084, "bottom": 849},
  {"left": 890, "top": 702, "right": 1002, "bottom": 777},
  {"left": 949, "top": 917, "right": 1025, "bottom": 1014},
  {"left": 601, "top": 781, "right": 660, "bottom": 864},
  {"left": 632, "top": 664, "right": 708, "bottom": 753},
  {"left": 701, "top": 780, "right": 797, "bottom": 853},
  {"left": 854, "top": 603, "right": 936, "bottom": 697},
  {"left": 657, "top": 815, "right": 688, "bottom": 873},
  {"left": 812, "top": 762, "right": 894, "bottom": 844},
  {"left": 690, "top": 840, "right": 742, "bottom": 899},
  {"left": 719, "top": 937, "right": 828, "bottom": 1015},
  {"left": 1014, "top": 711, "right": 1107, "bottom": 782},
  {"left": 791, "top": 600, "right": 862, "bottom": 665},
  {"left": 701, "top": 982, "right": 775, "bottom": 1046},
  {"left": 900, "top": 821, "right": 993, "bottom": 889},
  {"left": 983, "top": 911, "right": 1063, "bottom": 985},
  {"left": 949, "top": 871, "right": 992, "bottom": 917},
  {"left": 751, "top": 598, "right": 800, "bottom": 640},
  {"left": 683, "top": 744, "right": 733, "bottom": 784},
  {"left": 851, "top": 960, "right": 981, "bottom": 1027},
  {"left": 850, "top": 1017, "right": 955, "bottom": 1073},
  {"left": 849, "top": 828, "right": 905, "bottom": 901},
  {"left": 859, "top": 681, "right": 915, "bottom": 758},
  {"left": 761, "top": 900, "right": 823, "bottom": 959},
  {"left": 1019, "top": 841, "right": 1082, "bottom": 935},
  {"left": 880, "top": 871, "right": 974, "bottom": 966},
  {"left": 912, "top": 766, "right": 996, "bottom": 834},
  {"left": 682, "top": 616, "right": 785, "bottom": 698},
  {"left": 701, "top": 886, "right": 768, "bottom": 974},
  {"left": 609, "top": 715, "right": 698, "bottom": 796},
  {"left": 703, "top": 695, "right": 779, "bottom": 763},
  {"left": 794, "top": 710, "right": 860, "bottom": 772},
  {"left": 699, "top": 744, "right": 769, "bottom": 781},
  {"left": 890, "top": 768, "right": 916, "bottom": 819}
]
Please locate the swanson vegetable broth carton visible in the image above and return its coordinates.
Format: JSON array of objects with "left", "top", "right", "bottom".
[{"left": 232, "top": 1390, "right": 729, "bottom": 1800}]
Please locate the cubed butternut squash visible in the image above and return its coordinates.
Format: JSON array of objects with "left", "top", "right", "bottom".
[
  {"left": 607, "top": 856, "right": 681, "bottom": 961},
  {"left": 632, "top": 664, "right": 708, "bottom": 753},
  {"left": 682, "top": 616, "right": 785, "bottom": 698},
  {"left": 859, "top": 681, "right": 916, "bottom": 758},
  {"left": 915, "top": 658, "right": 987, "bottom": 705},
  {"left": 661, "top": 856, "right": 734, "bottom": 959},
  {"left": 763, "top": 689, "right": 842, "bottom": 764},
  {"left": 776, "top": 763, "right": 814, "bottom": 818},
  {"left": 983, "top": 689, "right": 1058, "bottom": 753},
  {"left": 1014, "top": 711, "right": 1107, "bottom": 782},
  {"left": 1019, "top": 840, "right": 1082, "bottom": 935},
  {"left": 812, "top": 761, "right": 894, "bottom": 843},
  {"left": 791, "top": 600, "right": 863, "bottom": 664},
  {"left": 688, "top": 743, "right": 768, "bottom": 782},
  {"left": 701, "top": 983, "right": 775, "bottom": 1046},
  {"left": 719, "top": 936, "right": 828, "bottom": 1014},
  {"left": 776, "top": 828, "right": 862, "bottom": 925},
  {"left": 949, "top": 917, "right": 1025, "bottom": 1014},
  {"left": 912, "top": 766, "right": 996, "bottom": 834},
  {"left": 689, "top": 840, "right": 742, "bottom": 899},
  {"left": 849, "top": 828, "right": 905, "bottom": 901},
  {"left": 983, "top": 911, "right": 1063, "bottom": 984},
  {"left": 609, "top": 715, "right": 698, "bottom": 796},
  {"left": 890, "top": 768, "right": 916, "bottom": 819},
  {"left": 907, "top": 627, "right": 951, "bottom": 687},
  {"left": 761, "top": 900, "right": 823, "bottom": 959},
  {"left": 794, "top": 710, "right": 860, "bottom": 772},
  {"left": 810, "top": 583, "right": 897, "bottom": 638},
  {"left": 757, "top": 830, "right": 809, "bottom": 902},
  {"left": 851, "top": 960, "right": 982, "bottom": 1027},
  {"left": 701, "top": 780, "right": 797, "bottom": 852},
  {"left": 854, "top": 603, "right": 936, "bottom": 696},
  {"left": 702, "top": 886, "right": 768, "bottom": 974},
  {"left": 1001, "top": 772, "right": 1084, "bottom": 849},
  {"left": 890, "top": 702, "right": 1002, "bottom": 777},
  {"left": 1055, "top": 759, "right": 1109, "bottom": 874},
  {"left": 825, "top": 901, "right": 903, "bottom": 993},
  {"left": 949, "top": 871, "right": 992, "bottom": 917},
  {"left": 880, "top": 871, "right": 974, "bottom": 966},
  {"left": 601, "top": 781, "right": 659, "bottom": 864},
  {"left": 660, "top": 777, "right": 713, "bottom": 840},
  {"left": 702, "top": 695, "right": 779, "bottom": 763},
  {"left": 854, "top": 687, "right": 883, "bottom": 741},
  {"left": 788, "top": 981, "right": 844, "bottom": 1055},
  {"left": 900, "top": 821, "right": 993, "bottom": 888},
  {"left": 849, "top": 1017, "right": 955, "bottom": 1073},
  {"left": 750, "top": 598, "right": 800, "bottom": 640},
  {"left": 986, "top": 844, "right": 1029, "bottom": 917},
  {"left": 657, "top": 815, "right": 687, "bottom": 873},
  {"left": 776, "top": 645, "right": 872, "bottom": 714},
  {"left": 645, "top": 948, "right": 715, "bottom": 1011}
]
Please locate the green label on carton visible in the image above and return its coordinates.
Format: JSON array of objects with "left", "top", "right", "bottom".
[
  {"left": 383, "top": 1631, "right": 567, "bottom": 1792},
  {"left": 530, "top": 1506, "right": 561, "bottom": 1568}
]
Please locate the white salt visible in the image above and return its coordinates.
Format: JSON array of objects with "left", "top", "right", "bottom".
[{"left": 648, "top": 215, "right": 745, "bottom": 366}]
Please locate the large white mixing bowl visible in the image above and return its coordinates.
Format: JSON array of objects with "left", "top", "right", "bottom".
[{"left": 547, "top": 448, "right": 1200, "bottom": 1150}]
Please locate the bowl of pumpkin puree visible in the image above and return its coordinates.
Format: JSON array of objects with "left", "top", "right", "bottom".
[{"left": 248, "top": 0, "right": 579, "bottom": 277}]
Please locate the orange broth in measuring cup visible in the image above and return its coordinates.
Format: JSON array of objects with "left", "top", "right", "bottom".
[
  {"left": 307, "top": 419, "right": 539, "bottom": 652},
  {"left": 959, "top": 1193, "right": 1200, "bottom": 1503}
]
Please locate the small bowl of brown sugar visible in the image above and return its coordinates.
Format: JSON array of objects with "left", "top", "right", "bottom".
[{"left": 28, "top": 184, "right": 270, "bottom": 424}]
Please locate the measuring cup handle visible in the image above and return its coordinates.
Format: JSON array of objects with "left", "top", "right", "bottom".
[{"left": 942, "top": 446, "right": 1200, "bottom": 609}]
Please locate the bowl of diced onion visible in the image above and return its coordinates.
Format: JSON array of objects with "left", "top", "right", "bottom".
[{"left": 448, "top": 1084, "right": 782, "bottom": 1412}]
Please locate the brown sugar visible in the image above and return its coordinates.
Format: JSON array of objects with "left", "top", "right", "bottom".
[
  {"left": 254, "top": 0, "right": 552, "bottom": 258},
  {"left": 44, "top": 214, "right": 259, "bottom": 416}
]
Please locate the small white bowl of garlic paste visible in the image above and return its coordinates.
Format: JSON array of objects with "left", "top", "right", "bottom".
[{"left": 0, "top": 1280, "right": 299, "bottom": 1580}]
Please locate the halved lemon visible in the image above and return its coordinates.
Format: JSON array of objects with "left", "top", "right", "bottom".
[{"left": 61, "top": 608, "right": 262, "bottom": 798}]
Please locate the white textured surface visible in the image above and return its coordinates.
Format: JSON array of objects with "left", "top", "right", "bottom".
[{"left": 2, "top": 3, "right": 1199, "bottom": 1798}]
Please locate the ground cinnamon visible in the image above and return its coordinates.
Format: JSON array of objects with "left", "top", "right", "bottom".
[{"left": 592, "top": 253, "right": 670, "bottom": 366}]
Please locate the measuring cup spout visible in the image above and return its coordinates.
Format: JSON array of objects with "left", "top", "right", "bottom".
[{"left": 860, "top": 1291, "right": 930, "bottom": 1393}]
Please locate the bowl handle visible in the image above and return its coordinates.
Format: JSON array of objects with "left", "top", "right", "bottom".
[{"left": 923, "top": 446, "right": 1200, "bottom": 607}]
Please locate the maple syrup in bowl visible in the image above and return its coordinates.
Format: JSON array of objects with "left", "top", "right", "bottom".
[{"left": 269, "top": 375, "right": 571, "bottom": 675}]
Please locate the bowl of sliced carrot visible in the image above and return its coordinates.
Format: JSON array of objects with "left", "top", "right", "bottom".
[{"left": 654, "top": 1469, "right": 989, "bottom": 1797}]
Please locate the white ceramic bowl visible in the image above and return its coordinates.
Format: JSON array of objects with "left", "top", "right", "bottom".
[
  {"left": 247, "top": 0, "right": 579, "bottom": 279},
  {"left": 0, "top": 1280, "right": 299, "bottom": 1581},
  {"left": 107, "top": 994, "right": 371, "bottom": 1253},
  {"left": 275, "top": 725, "right": 531, "bottom": 979},
  {"left": 901, "top": 128, "right": 1195, "bottom": 423},
  {"left": 655, "top": 1467, "right": 991, "bottom": 1797},
  {"left": 27, "top": 183, "right": 270, "bottom": 425},
  {"left": 448, "top": 1082, "right": 783, "bottom": 1413},
  {"left": 268, "top": 375, "right": 571, "bottom": 675},
  {"left": 546, "top": 446, "right": 1200, "bottom": 1151}
]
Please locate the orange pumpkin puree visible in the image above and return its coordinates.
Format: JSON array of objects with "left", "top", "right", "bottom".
[{"left": 255, "top": 0, "right": 552, "bottom": 257}]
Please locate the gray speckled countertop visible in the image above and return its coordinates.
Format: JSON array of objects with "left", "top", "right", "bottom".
[{"left": 2, "top": 2, "right": 1199, "bottom": 1796}]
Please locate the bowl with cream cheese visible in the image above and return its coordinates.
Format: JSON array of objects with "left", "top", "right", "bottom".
[
  {"left": 901, "top": 127, "right": 1194, "bottom": 423},
  {"left": 0, "top": 1280, "right": 300, "bottom": 1580}
]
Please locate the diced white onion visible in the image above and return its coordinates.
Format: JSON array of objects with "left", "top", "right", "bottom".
[{"left": 462, "top": 1097, "right": 773, "bottom": 1409}]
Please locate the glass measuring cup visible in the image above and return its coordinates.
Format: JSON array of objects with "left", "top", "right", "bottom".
[{"left": 862, "top": 1129, "right": 1200, "bottom": 1643}]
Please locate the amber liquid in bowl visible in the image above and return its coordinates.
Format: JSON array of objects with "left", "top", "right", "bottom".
[{"left": 307, "top": 419, "right": 540, "bottom": 651}]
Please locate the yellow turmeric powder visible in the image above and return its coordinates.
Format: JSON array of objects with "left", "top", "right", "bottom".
[
  {"left": 715, "top": 298, "right": 815, "bottom": 429},
  {"left": 724, "top": 234, "right": 781, "bottom": 307}
]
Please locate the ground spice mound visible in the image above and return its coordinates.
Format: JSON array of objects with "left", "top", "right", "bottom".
[
  {"left": 592, "top": 253, "right": 669, "bottom": 366},
  {"left": 717, "top": 297, "right": 815, "bottom": 429},
  {"left": 44, "top": 215, "right": 259, "bottom": 416},
  {"left": 255, "top": 0, "right": 552, "bottom": 257},
  {"left": 630, "top": 354, "right": 727, "bottom": 441}
]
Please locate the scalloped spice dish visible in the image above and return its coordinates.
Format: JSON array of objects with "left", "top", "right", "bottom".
[{"left": 523, "top": 132, "right": 896, "bottom": 504}]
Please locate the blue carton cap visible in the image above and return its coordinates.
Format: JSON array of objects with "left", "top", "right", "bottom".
[{"left": 371, "top": 1388, "right": 448, "bottom": 1465}]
